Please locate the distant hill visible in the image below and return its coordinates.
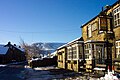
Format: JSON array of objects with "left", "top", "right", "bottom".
[
  {"left": 31, "top": 42, "right": 66, "bottom": 55},
  {"left": 32, "top": 42, "right": 65, "bottom": 50}
]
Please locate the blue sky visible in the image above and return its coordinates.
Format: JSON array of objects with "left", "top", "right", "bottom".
[{"left": 0, "top": 0, "right": 117, "bottom": 45}]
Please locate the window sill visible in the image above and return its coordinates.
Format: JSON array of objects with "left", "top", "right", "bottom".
[
  {"left": 98, "top": 31, "right": 104, "bottom": 35},
  {"left": 87, "top": 36, "right": 92, "bottom": 39},
  {"left": 113, "top": 25, "right": 120, "bottom": 29}
]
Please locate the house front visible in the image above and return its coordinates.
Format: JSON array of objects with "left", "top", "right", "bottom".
[
  {"left": 0, "top": 42, "right": 26, "bottom": 64},
  {"left": 0, "top": 45, "right": 9, "bottom": 64},
  {"left": 111, "top": 1, "right": 120, "bottom": 72},
  {"left": 81, "top": 0, "right": 120, "bottom": 72},
  {"left": 66, "top": 37, "right": 84, "bottom": 72},
  {"left": 57, "top": 44, "right": 67, "bottom": 69}
]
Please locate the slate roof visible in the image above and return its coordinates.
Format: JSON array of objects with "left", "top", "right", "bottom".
[
  {"left": 0, "top": 45, "right": 9, "bottom": 54},
  {"left": 14, "top": 46, "right": 25, "bottom": 52},
  {"left": 0, "top": 44, "right": 25, "bottom": 55}
]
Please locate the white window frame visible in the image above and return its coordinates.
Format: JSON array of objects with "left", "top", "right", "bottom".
[
  {"left": 85, "top": 43, "right": 92, "bottom": 60},
  {"left": 72, "top": 46, "right": 77, "bottom": 59},
  {"left": 98, "top": 18, "right": 104, "bottom": 33},
  {"left": 113, "top": 5, "right": 120, "bottom": 27},
  {"left": 116, "top": 40, "right": 120, "bottom": 58},
  {"left": 88, "top": 25, "right": 92, "bottom": 37},
  {"left": 92, "top": 22, "right": 97, "bottom": 31},
  {"left": 67, "top": 47, "right": 72, "bottom": 60}
]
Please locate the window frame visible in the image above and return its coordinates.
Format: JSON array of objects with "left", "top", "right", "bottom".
[
  {"left": 87, "top": 24, "right": 92, "bottom": 38},
  {"left": 67, "top": 47, "right": 72, "bottom": 60},
  {"left": 72, "top": 47, "right": 77, "bottom": 59},
  {"left": 91, "top": 22, "right": 97, "bottom": 31},
  {"left": 98, "top": 18, "right": 104, "bottom": 33},
  {"left": 116, "top": 40, "right": 120, "bottom": 59},
  {"left": 113, "top": 5, "right": 120, "bottom": 27}
]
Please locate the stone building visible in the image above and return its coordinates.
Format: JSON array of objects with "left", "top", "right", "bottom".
[
  {"left": 0, "top": 42, "right": 26, "bottom": 64},
  {"left": 81, "top": 0, "right": 120, "bottom": 72},
  {"left": 57, "top": 37, "right": 84, "bottom": 72},
  {"left": 57, "top": 0, "right": 120, "bottom": 73},
  {"left": 57, "top": 44, "right": 67, "bottom": 69},
  {"left": 66, "top": 37, "right": 84, "bottom": 72}
]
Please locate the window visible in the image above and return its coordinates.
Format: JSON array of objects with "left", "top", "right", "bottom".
[
  {"left": 73, "top": 47, "right": 77, "bottom": 59},
  {"left": 88, "top": 43, "right": 91, "bottom": 49},
  {"left": 79, "top": 45, "right": 83, "bottom": 59},
  {"left": 98, "top": 17, "right": 105, "bottom": 33},
  {"left": 67, "top": 47, "right": 72, "bottom": 59},
  {"left": 94, "top": 44, "right": 106, "bottom": 64},
  {"left": 92, "top": 22, "right": 97, "bottom": 31},
  {"left": 113, "top": 6, "right": 120, "bottom": 27},
  {"left": 116, "top": 41, "right": 120, "bottom": 58},
  {"left": 84, "top": 43, "right": 91, "bottom": 59},
  {"left": 87, "top": 25, "right": 92, "bottom": 38},
  {"left": 84, "top": 44, "right": 87, "bottom": 49},
  {"left": 85, "top": 54, "right": 89, "bottom": 59}
]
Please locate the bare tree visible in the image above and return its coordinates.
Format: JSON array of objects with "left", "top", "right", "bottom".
[
  {"left": 20, "top": 39, "right": 43, "bottom": 60},
  {"left": 19, "top": 39, "right": 33, "bottom": 60}
]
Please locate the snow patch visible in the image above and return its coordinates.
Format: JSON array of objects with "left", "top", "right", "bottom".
[
  {"left": 34, "top": 66, "right": 57, "bottom": 70},
  {"left": 0, "top": 65, "right": 7, "bottom": 67}
]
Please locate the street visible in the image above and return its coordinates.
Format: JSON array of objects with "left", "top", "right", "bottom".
[{"left": 0, "top": 63, "right": 26, "bottom": 80}]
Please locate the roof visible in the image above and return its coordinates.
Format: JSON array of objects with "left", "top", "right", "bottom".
[
  {"left": 57, "top": 44, "right": 67, "bottom": 50},
  {"left": 67, "top": 37, "right": 84, "bottom": 45},
  {"left": 0, "top": 45, "right": 9, "bottom": 54},
  {"left": 15, "top": 46, "right": 25, "bottom": 52},
  {"left": 111, "top": 0, "right": 120, "bottom": 8},
  {"left": 57, "top": 37, "right": 84, "bottom": 50},
  {"left": 81, "top": 15, "right": 99, "bottom": 28},
  {"left": 84, "top": 40, "right": 106, "bottom": 43},
  {"left": 81, "top": 0, "right": 120, "bottom": 28},
  {"left": 5, "top": 42, "right": 25, "bottom": 52}
]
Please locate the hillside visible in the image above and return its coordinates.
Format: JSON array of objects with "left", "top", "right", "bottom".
[
  {"left": 29, "top": 42, "right": 65, "bottom": 56},
  {"left": 32, "top": 42, "right": 65, "bottom": 51}
]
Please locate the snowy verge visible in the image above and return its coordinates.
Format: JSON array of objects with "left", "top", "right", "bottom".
[{"left": 0, "top": 65, "right": 7, "bottom": 67}]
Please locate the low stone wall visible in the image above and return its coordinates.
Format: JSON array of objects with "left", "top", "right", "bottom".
[{"left": 29, "top": 57, "right": 57, "bottom": 68}]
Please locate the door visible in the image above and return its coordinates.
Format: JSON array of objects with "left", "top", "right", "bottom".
[{"left": 96, "top": 45, "right": 104, "bottom": 64}]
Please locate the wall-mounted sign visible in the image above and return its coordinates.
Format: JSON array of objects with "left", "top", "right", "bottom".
[{"left": 99, "top": 16, "right": 107, "bottom": 31}]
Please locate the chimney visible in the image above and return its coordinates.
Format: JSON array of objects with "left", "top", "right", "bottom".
[
  {"left": 104, "top": 5, "right": 110, "bottom": 10},
  {"left": 8, "top": 42, "right": 11, "bottom": 45},
  {"left": 14, "top": 44, "right": 16, "bottom": 46},
  {"left": 19, "top": 46, "right": 21, "bottom": 48}
]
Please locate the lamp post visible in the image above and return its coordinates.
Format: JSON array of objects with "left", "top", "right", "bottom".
[{"left": 99, "top": 11, "right": 112, "bottom": 71}]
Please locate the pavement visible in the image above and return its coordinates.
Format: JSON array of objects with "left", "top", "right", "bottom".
[
  {"left": 23, "top": 66, "right": 100, "bottom": 80},
  {"left": 0, "top": 63, "right": 26, "bottom": 80},
  {"left": 0, "top": 63, "right": 119, "bottom": 80}
]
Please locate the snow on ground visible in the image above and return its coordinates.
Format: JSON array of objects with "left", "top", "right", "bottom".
[
  {"left": 99, "top": 71, "right": 119, "bottom": 80},
  {"left": 0, "top": 65, "right": 6, "bottom": 67},
  {"left": 34, "top": 66, "right": 58, "bottom": 70},
  {"left": 22, "top": 66, "right": 100, "bottom": 80}
]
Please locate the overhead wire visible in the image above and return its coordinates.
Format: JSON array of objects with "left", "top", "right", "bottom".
[{"left": 0, "top": 28, "right": 80, "bottom": 34}]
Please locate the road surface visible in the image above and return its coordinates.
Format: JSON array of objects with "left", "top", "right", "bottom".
[{"left": 0, "top": 63, "right": 26, "bottom": 80}]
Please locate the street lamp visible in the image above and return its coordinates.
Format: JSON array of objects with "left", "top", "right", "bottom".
[{"left": 99, "top": 10, "right": 113, "bottom": 71}]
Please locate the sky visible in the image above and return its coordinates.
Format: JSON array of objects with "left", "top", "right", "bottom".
[{"left": 0, "top": 0, "right": 117, "bottom": 45}]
